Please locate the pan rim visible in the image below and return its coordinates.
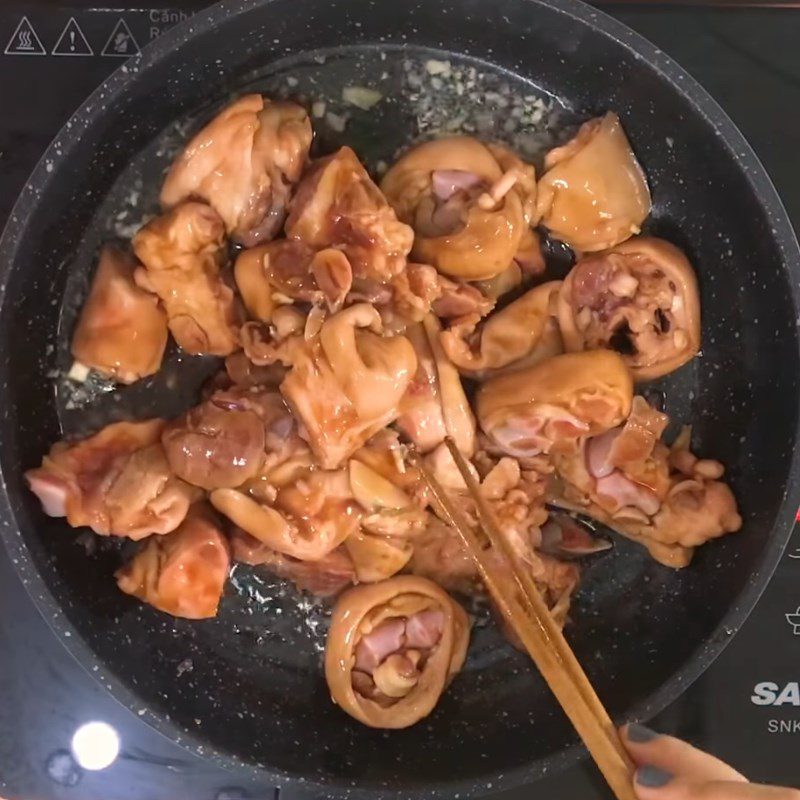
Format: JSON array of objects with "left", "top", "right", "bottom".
[{"left": 0, "top": 0, "right": 799, "bottom": 796}]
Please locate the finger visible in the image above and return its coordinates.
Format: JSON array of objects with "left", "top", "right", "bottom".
[
  {"left": 634, "top": 773, "right": 800, "bottom": 800},
  {"left": 621, "top": 724, "right": 746, "bottom": 783}
]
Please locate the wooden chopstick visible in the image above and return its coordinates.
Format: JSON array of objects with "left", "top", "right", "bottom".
[
  {"left": 442, "top": 439, "right": 633, "bottom": 764},
  {"left": 412, "top": 439, "right": 637, "bottom": 800}
]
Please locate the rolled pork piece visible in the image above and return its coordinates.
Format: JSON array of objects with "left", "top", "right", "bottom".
[
  {"left": 550, "top": 401, "right": 742, "bottom": 568},
  {"left": 71, "top": 245, "right": 168, "bottom": 384},
  {"left": 396, "top": 315, "right": 476, "bottom": 456},
  {"left": 211, "top": 466, "right": 362, "bottom": 562},
  {"left": 380, "top": 137, "right": 536, "bottom": 280},
  {"left": 116, "top": 506, "right": 230, "bottom": 619},
  {"left": 344, "top": 459, "right": 428, "bottom": 583},
  {"left": 132, "top": 202, "right": 240, "bottom": 356},
  {"left": 161, "top": 94, "right": 312, "bottom": 246},
  {"left": 431, "top": 271, "right": 496, "bottom": 321},
  {"left": 557, "top": 236, "right": 701, "bottom": 380},
  {"left": 324, "top": 576, "right": 469, "bottom": 728},
  {"left": 279, "top": 304, "right": 417, "bottom": 469},
  {"left": 477, "top": 350, "right": 633, "bottom": 458},
  {"left": 286, "top": 146, "right": 413, "bottom": 282},
  {"left": 440, "top": 281, "right": 563, "bottom": 379},
  {"left": 234, "top": 240, "right": 352, "bottom": 322},
  {"left": 25, "top": 419, "right": 198, "bottom": 539},
  {"left": 536, "top": 113, "right": 651, "bottom": 252},
  {"left": 161, "top": 393, "right": 266, "bottom": 490},
  {"left": 395, "top": 322, "right": 449, "bottom": 453},
  {"left": 233, "top": 239, "right": 318, "bottom": 322}
]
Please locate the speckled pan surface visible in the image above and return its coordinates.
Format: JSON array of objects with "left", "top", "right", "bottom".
[{"left": 0, "top": 0, "right": 799, "bottom": 797}]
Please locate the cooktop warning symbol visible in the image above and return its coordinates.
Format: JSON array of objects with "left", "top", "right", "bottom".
[
  {"left": 786, "top": 607, "right": 800, "bottom": 635},
  {"left": 4, "top": 16, "right": 46, "bottom": 55},
  {"left": 52, "top": 17, "right": 93, "bottom": 56},
  {"left": 101, "top": 19, "right": 140, "bottom": 58}
]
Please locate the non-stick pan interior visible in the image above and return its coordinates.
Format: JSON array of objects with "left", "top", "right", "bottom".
[{"left": 0, "top": 0, "right": 798, "bottom": 795}]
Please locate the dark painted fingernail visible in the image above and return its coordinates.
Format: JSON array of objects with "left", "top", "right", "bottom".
[
  {"left": 636, "top": 765, "right": 673, "bottom": 788},
  {"left": 627, "top": 723, "right": 659, "bottom": 743}
]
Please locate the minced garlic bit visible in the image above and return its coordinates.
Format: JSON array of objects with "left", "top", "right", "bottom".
[
  {"left": 477, "top": 168, "right": 520, "bottom": 210},
  {"left": 342, "top": 86, "right": 383, "bottom": 111},
  {"left": 325, "top": 112, "right": 347, "bottom": 133},
  {"left": 67, "top": 361, "right": 91, "bottom": 383},
  {"left": 425, "top": 59, "right": 452, "bottom": 77},
  {"left": 402, "top": 58, "right": 559, "bottom": 159},
  {"left": 311, "top": 100, "right": 327, "bottom": 119}
]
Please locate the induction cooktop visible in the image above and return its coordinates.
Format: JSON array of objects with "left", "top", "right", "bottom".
[{"left": 0, "top": 3, "right": 798, "bottom": 799}]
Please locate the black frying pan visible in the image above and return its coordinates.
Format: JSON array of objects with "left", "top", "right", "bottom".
[{"left": 1, "top": 0, "right": 799, "bottom": 797}]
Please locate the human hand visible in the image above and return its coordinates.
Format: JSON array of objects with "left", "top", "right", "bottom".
[{"left": 620, "top": 724, "right": 800, "bottom": 800}]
